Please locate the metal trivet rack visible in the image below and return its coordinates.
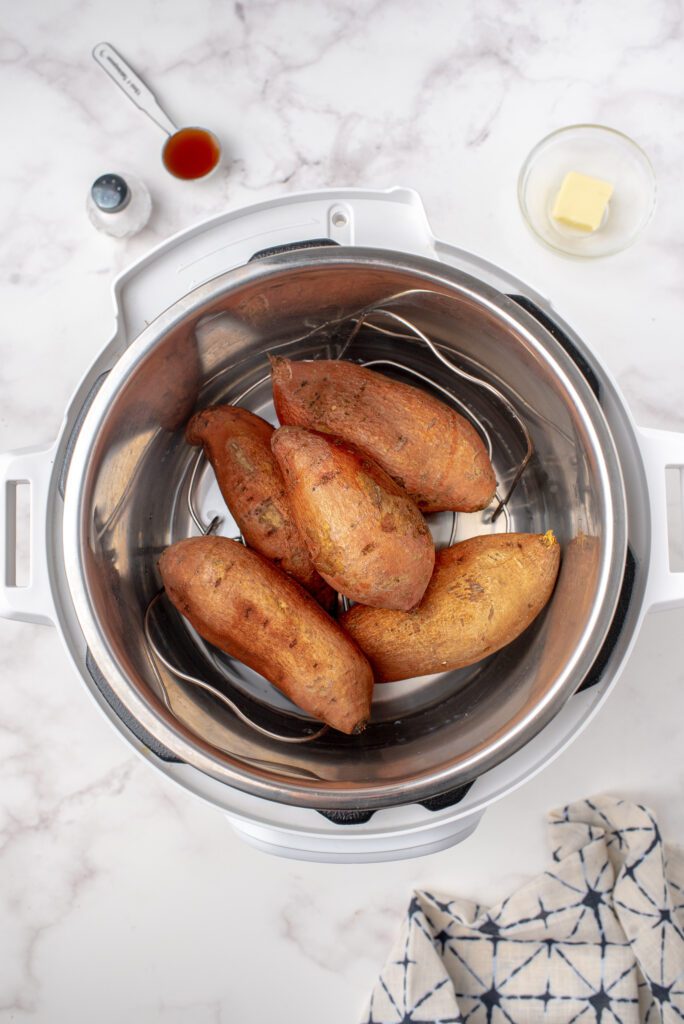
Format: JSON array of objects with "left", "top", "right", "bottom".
[{"left": 143, "top": 291, "right": 534, "bottom": 748}]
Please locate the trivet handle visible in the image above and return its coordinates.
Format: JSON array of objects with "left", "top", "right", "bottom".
[
  {"left": 638, "top": 426, "right": 684, "bottom": 611},
  {"left": 0, "top": 444, "right": 57, "bottom": 625}
]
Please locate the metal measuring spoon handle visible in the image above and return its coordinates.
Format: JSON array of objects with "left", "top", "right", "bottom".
[{"left": 93, "top": 41, "right": 177, "bottom": 137}]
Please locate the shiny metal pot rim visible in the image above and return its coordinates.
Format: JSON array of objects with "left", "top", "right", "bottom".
[{"left": 61, "top": 246, "right": 627, "bottom": 810}]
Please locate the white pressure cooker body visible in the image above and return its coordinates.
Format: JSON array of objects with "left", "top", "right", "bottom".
[{"left": 1, "top": 188, "right": 682, "bottom": 862}]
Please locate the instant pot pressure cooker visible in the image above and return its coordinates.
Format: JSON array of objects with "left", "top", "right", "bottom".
[{"left": 2, "top": 188, "right": 683, "bottom": 861}]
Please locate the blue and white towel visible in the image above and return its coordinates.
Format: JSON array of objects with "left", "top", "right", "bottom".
[{"left": 362, "top": 797, "right": 684, "bottom": 1023}]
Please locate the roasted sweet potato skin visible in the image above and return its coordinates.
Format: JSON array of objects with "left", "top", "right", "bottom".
[
  {"left": 271, "top": 426, "right": 435, "bottom": 611},
  {"left": 271, "top": 357, "right": 496, "bottom": 513},
  {"left": 158, "top": 536, "right": 373, "bottom": 734},
  {"left": 186, "top": 405, "right": 335, "bottom": 611},
  {"left": 341, "top": 532, "right": 560, "bottom": 682}
]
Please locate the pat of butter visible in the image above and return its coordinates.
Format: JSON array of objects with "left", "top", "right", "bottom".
[{"left": 551, "top": 171, "right": 614, "bottom": 233}]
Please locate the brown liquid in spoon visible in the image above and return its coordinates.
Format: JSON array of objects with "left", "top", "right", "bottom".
[{"left": 163, "top": 127, "right": 220, "bottom": 180}]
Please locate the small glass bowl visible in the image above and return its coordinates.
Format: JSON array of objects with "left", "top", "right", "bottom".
[{"left": 518, "top": 125, "right": 656, "bottom": 258}]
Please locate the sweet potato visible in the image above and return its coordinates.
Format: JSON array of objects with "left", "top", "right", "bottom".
[
  {"left": 340, "top": 532, "right": 560, "bottom": 681},
  {"left": 158, "top": 536, "right": 373, "bottom": 734},
  {"left": 271, "top": 356, "right": 496, "bottom": 513},
  {"left": 186, "top": 405, "right": 335, "bottom": 611},
  {"left": 271, "top": 426, "right": 435, "bottom": 610}
]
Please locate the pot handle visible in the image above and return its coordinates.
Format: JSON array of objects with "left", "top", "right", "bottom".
[
  {"left": 0, "top": 444, "right": 58, "bottom": 625},
  {"left": 638, "top": 426, "right": 684, "bottom": 611}
]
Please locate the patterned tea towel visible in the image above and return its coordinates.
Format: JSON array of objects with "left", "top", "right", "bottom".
[{"left": 362, "top": 797, "right": 684, "bottom": 1023}]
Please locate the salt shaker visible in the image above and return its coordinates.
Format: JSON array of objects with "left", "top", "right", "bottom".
[{"left": 87, "top": 172, "right": 152, "bottom": 238}]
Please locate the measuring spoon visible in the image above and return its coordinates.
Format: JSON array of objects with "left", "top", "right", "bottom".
[{"left": 93, "top": 42, "right": 221, "bottom": 180}]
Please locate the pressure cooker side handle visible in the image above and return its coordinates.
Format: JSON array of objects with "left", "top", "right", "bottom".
[
  {"left": 0, "top": 443, "right": 58, "bottom": 625},
  {"left": 637, "top": 426, "right": 684, "bottom": 611}
]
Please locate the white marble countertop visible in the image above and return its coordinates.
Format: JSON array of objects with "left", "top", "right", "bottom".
[{"left": 1, "top": 2, "right": 683, "bottom": 1021}]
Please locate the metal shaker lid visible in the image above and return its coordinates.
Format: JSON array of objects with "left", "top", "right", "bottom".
[{"left": 90, "top": 173, "right": 131, "bottom": 213}]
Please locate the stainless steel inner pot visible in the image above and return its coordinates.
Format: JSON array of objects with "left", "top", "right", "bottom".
[{"left": 62, "top": 248, "right": 627, "bottom": 809}]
